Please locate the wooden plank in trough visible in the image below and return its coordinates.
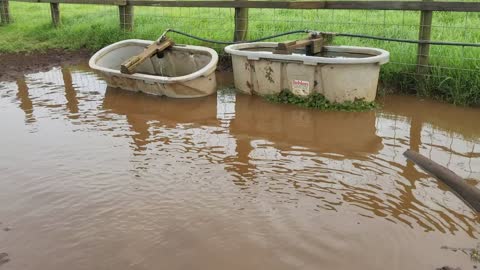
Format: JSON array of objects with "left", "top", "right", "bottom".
[{"left": 120, "top": 38, "right": 174, "bottom": 74}]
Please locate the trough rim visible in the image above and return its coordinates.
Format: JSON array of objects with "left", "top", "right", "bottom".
[{"left": 224, "top": 42, "right": 389, "bottom": 65}]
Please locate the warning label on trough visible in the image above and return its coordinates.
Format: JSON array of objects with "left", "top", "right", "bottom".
[{"left": 291, "top": 80, "right": 310, "bottom": 96}]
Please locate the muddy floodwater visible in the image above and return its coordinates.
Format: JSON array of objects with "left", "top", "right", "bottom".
[{"left": 1, "top": 63, "right": 480, "bottom": 270}]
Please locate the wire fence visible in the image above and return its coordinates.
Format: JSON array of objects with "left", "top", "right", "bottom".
[{"left": 2, "top": 0, "right": 480, "bottom": 104}]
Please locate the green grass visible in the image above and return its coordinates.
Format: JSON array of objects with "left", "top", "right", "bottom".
[
  {"left": 265, "top": 90, "right": 378, "bottom": 111},
  {"left": 1, "top": 2, "right": 480, "bottom": 106}
]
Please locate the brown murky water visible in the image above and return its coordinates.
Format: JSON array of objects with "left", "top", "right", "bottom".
[{"left": 0, "top": 64, "right": 480, "bottom": 270}]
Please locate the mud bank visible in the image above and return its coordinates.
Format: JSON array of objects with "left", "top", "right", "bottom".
[{"left": 0, "top": 49, "right": 93, "bottom": 81}]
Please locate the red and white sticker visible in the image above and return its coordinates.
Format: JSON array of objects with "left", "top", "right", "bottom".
[{"left": 291, "top": 80, "right": 310, "bottom": 96}]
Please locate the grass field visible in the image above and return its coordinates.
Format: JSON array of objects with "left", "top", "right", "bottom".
[{"left": 1, "top": 2, "right": 479, "bottom": 106}]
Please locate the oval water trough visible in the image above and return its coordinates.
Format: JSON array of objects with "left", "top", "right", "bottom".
[
  {"left": 89, "top": 39, "right": 219, "bottom": 98},
  {"left": 225, "top": 42, "right": 389, "bottom": 102}
]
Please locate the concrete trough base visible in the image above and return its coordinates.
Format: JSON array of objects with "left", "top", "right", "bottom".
[{"left": 225, "top": 42, "right": 389, "bottom": 103}]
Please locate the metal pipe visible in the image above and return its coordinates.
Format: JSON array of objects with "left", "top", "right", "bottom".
[{"left": 404, "top": 149, "right": 480, "bottom": 213}]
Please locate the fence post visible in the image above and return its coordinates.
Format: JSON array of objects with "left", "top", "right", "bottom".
[
  {"left": 233, "top": 0, "right": 248, "bottom": 42},
  {"left": 50, "top": 3, "right": 60, "bottom": 27},
  {"left": 119, "top": 1, "right": 133, "bottom": 31},
  {"left": 0, "top": 0, "right": 10, "bottom": 24},
  {"left": 416, "top": 0, "right": 433, "bottom": 77}
]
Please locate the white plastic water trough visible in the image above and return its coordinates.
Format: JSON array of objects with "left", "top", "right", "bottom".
[
  {"left": 225, "top": 42, "right": 389, "bottom": 102},
  {"left": 89, "top": 39, "right": 219, "bottom": 98}
]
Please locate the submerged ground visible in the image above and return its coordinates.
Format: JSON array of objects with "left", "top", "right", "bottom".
[
  {"left": 0, "top": 55, "right": 479, "bottom": 270},
  {"left": 1, "top": 2, "right": 480, "bottom": 105}
]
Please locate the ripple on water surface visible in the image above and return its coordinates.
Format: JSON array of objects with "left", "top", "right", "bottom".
[{"left": 0, "top": 64, "right": 479, "bottom": 270}]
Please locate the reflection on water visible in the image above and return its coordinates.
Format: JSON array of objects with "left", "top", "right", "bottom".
[
  {"left": 0, "top": 64, "right": 480, "bottom": 270},
  {"left": 16, "top": 77, "right": 35, "bottom": 124},
  {"left": 62, "top": 66, "right": 80, "bottom": 118}
]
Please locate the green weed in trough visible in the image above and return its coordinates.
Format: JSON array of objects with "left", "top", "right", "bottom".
[{"left": 265, "top": 90, "right": 378, "bottom": 111}]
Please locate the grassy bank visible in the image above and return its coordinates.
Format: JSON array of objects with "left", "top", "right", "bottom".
[{"left": 1, "top": 2, "right": 479, "bottom": 106}]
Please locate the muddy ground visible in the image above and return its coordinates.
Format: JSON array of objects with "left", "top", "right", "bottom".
[
  {"left": 0, "top": 49, "right": 92, "bottom": 81},
  {"left": 0, "top": 49, "right": 232, "bottom": 81}
]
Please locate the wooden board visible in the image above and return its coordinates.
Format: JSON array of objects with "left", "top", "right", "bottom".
[
  {"left": 274, "top": 37, "right": 325, "bottom": 55},
  {"left": 120, "top": 38, "right": 174, "bottom": 74},
  {"left": 128, "top": 1, "right": 480, "bottom": 12},
  {"left": 13, "top": 0, "right": 126, "bottom": 5},
  {"left": 9, "top": 0, "right": 480, "bottom": 12}
]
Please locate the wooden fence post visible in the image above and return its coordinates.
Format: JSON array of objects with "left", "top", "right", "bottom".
[
  {"left": 119, "top": 1, "right": 133, "bottom": 31},
  {"left": 50, "top": 3, "right": 61, "bottom": 27},
  {"left": 416, "top": 0, "right": 433, "bottom": 77},
  {"left": 0, "top": 0, "right": 11, "bottom": 24},
  {"left": 233, "top": 0, "right": 248, "bottom": 42}
]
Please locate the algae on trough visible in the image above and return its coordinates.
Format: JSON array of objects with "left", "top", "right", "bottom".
[{"left": 264, "top": 89, "right": 378, "bottom": 111}]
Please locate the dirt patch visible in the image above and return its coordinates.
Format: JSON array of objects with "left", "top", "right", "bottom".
[
  {"left": 217, "top": 55, "right": 233, "bottom": 72},
  {"left": 0, "top": 49, "right": 92, "bottom": 81}
]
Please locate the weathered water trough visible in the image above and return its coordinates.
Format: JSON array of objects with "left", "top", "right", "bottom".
[
  {"left": 225, "top": 41, "right": 389, "bottom": 102},
  {"left": 89, "top": 39, "right": 218, "bottom": 98}
]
